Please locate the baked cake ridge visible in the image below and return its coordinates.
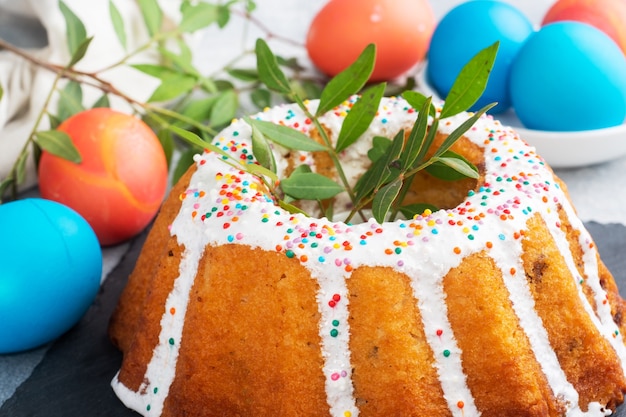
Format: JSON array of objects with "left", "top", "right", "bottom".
[{"left": 111, "top": 96, "right": 626, "bottom": 417}]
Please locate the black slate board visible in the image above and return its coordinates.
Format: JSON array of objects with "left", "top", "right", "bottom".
[{"left": 1, "top": 222, "right": 626, "bottom": 417}]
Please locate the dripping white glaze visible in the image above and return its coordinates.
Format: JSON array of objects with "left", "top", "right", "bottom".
[{"left": 112, "top": 96, "right": 624, "bottom": 417}]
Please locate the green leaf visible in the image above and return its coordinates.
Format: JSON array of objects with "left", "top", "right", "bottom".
[
  {"left": 246, "top": 118, "right": 328, "bottom": 152},
  {"left": 179, "top": 2, "right": 219, "bottom": 33},
  {"left": 277, "top": 56, "right": 304, "bottom": 71},
  {"left": 57, "top": 81, "right": 84, "bottom": 122},
  {"left": 15, "top": 149, "right": 29, "bottom": 184},
  {"left": 167, "top": 125, "right": 209, "bottom": 149},
  {"left": 109, "top": 0, "right": 126, "bottom": 50},
  {"left": 0, "top": 83, "right": 3, "bottom": 101},
  {"left": 300, "top": 80, "right": 323, "bottom": 100},
  {"left": 372, "top": 177, "right": 403, "bottom": 224},
  {"left": 243, "top": 161, "right": 278, "bottom": 184},
  {"left": 92, "top": 94, "right": 110, "bottom": 108},
  {"left": 131, "top": 63, "right": 169, "bottom": 78},
  {"left": 159, "top": 47, "right": 198, "bottom": 76},
  {"left": 402, "top": 90, "right": 436, "bottom": 117},
  {"left": 374, "top": 129, "right": 404, "bottom": 186},
  {"left": 0, "top": 177, "right": 14, "bottom": 203},
  {"left": 249, "top": 119, "right": 276, "bottom": 173},
  {"left": 214, "top": 79, "right": 235, "bottom": 92},
  {"left": 67, "top": 36, "right": 93, "bottom": 67},
  {"left": 400, "top": 96, "right": 432, "bottom": 170},
  {"left": 58, "top": 1, "right": 87, "bottom": 58},
  {"left": 33, "top": 130, "right": 81, "bottom": 163},
  {"left": 250, "top": 88, "right": 271, "bottom": 109},
  {"left": 335, "top": 82, "right": 386, "bottom": 153},
  {"left": 137, "top": 0, "right": 162, "bottom": 37},
  {"left": 32, "top": 141, "right": 43, "bottom": 169},
  {"left": 210, "top": 90, "right": 238, "bottom": 127},
  {"left": 156, "top": 128, "right": 175, "bottom": 168},
  {"left": 426, "top": 151, "right": 479, "bottom": 181},
  {"left": 148, "top": 72, "right": 197, "bottom": 102},
  {"left": 245, "top": 0, "right": 256, "bottom": 13},
  {"left": 398, "top": 203, "right": 439, "bottom": 220},
  {"left": 227, "top": 68, "right": 258, "bottom": 82},
  {"left": 176, "top": 38, "right": 194, "bottom": 69},
  {"left": 414, "top": 118, "right": 439, "bottom": 168},
  {"left": 255, "top": 38, "right": 291, "bottom": 95},
  {"left": 281, "top": 172, "right": 343, "bottom": 200},
  {"left": 368, "top": 136, "right": 392, "bottom": 162},
  {"left": 172, "top": 147, "right": 197, "bottom": 184},
  {"left": 216, "top": 5, "right": 231, "bottom": 28},
  {"left": 354, "top": 157, "right": 385, "bottom": 200},
  {"left": 47, "top": 113, "right": 62, "bottom": 130},
  {"left": 291, "top": 164, "right": 312, "bottom": 175},
  {"left": 440, "top": 41, "right": 499, "bottom": 119},
  {"left": 385, "top": 74, "right": 417, "bottom": 97},
  {"left": 433, "top": 102, "right": 496, "bottom": 159},
  {"left": 176, "top": 96, "right": 218, "bottom": 127},
  {"left": 316, "top": 43, "right": 376, "bottom": 116},
  {"left": 354, "top": 129, "right": 404, "bottom": 200},
  {"left": 278, "top": 199, "right": 309, "bottom": 216},
  {"left": 324, "top": 202, "right": 334, "bottom": 221}
]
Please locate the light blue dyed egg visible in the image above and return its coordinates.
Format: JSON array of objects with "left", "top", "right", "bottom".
[
  {"left": 0, "top": 198, "right": 102, "bottom": 353},
  {"left": 510, "top": 21, "right": 626, "bottom": 131},
  {"left": 426, "top": 0, "right": 533, "bottom": 114}
]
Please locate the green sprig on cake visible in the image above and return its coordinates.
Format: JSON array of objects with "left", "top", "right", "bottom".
[{"left": 190, "top": 39, "right": 499, "bottom": 224}]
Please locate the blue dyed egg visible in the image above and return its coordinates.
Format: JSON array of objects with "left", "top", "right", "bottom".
[
  {"left": 426, "top": 0, "right": 533, "bottom": 113},
  {"left": 0, "top": 198, "right": 102, "bottom": 354},
  {"left": 510, "top": 21, "right": 626, "bottom": 131}
]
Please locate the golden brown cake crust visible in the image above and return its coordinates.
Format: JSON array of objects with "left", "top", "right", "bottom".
[
  {"left": 348, "top": 266, "right": 450, "bottom": 416},
  {"left": 522, "top": 213, "right": 626, "bottom": 411},
  {"left": 111, "top": 203, "right": 626, "bottom": 417},
  {"left": 109, "top": 97, "right": 626, "bottom": 417},
  {"left": 162, "top": 245, "right": 328, "bottom": 416},
  {"left": 109, "top": 166, "right": 196, "bottom": 353}
]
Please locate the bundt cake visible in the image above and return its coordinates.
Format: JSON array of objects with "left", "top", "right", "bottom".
[{"left": 109, "top": 96, "right": 626, "bottom": 416}]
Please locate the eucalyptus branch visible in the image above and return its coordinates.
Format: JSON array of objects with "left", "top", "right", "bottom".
[
  {"left": 247, "top": 40, "right": 499, "bottom": 224},
  {"left": 0, "top": 37, "right": 146, "bottom": 110},
  {"left": 0, "top": 0, "right": 499, "bottom": 227},
  {"left": 144, "top": 104, "right": 220, "bottom": 137},
  {"left": 293, "top": 95, "right": 359, "bottom": 205},
  {"left": 1, "top": 1, "right": 299, "bottom": 200},
  {"left": 388, "top": 172, "right": 417, "bottom": 221},
  {"left": 0, "top": 38, "right": 65, "bottom": 72},
  {"left": 6, "top": 70, "right": 65, "bottom": 198},
  {"left": 92, "top": 31, "right": 172, "bottom": 74}
]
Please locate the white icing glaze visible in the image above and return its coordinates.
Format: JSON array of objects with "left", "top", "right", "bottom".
[{"left": 112, "top": 96, "right": 625, "bottom": 417}]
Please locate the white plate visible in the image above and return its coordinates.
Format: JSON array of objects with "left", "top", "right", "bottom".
[
  {"left": 415, "top": 68, "right": 626, "bottom": 168},
  {"left": 492, "top": 111, "right": 626, "bottom": 169}
]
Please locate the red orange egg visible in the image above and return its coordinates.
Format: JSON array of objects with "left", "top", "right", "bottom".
[
  {"left": 38, "top": 108, "right": 168, "bottom": 245},
  {"left": 306, "top": 0, "right": 435, "bottom": 82},
  {"left": 542, "top": 0, "right": 626, "bottom": 55}
]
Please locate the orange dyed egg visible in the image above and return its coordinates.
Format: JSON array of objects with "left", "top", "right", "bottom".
[
  {"left": 542, "top": 0, "right": 626, "bottom": 55},
  {"left": 306, "top": 0, "right": 435, "bottom": 82},
  {"left": 38, "top": 108, "right": 168, "bottom": 246}
]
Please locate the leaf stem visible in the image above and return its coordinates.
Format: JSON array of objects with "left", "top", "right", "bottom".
[
  {"left": 7, "top": 68, "right": 65, "bottom": 199},
  {"left": 145, "top": 104, "right": 219, "bottom": 137},
  {"left": 293, "top": 96, "right": 361, "bottom": 213}
]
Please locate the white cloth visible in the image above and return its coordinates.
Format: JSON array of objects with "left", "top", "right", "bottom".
[{"left": 0, "top": 0, "right": 181, "bottom": 189}]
